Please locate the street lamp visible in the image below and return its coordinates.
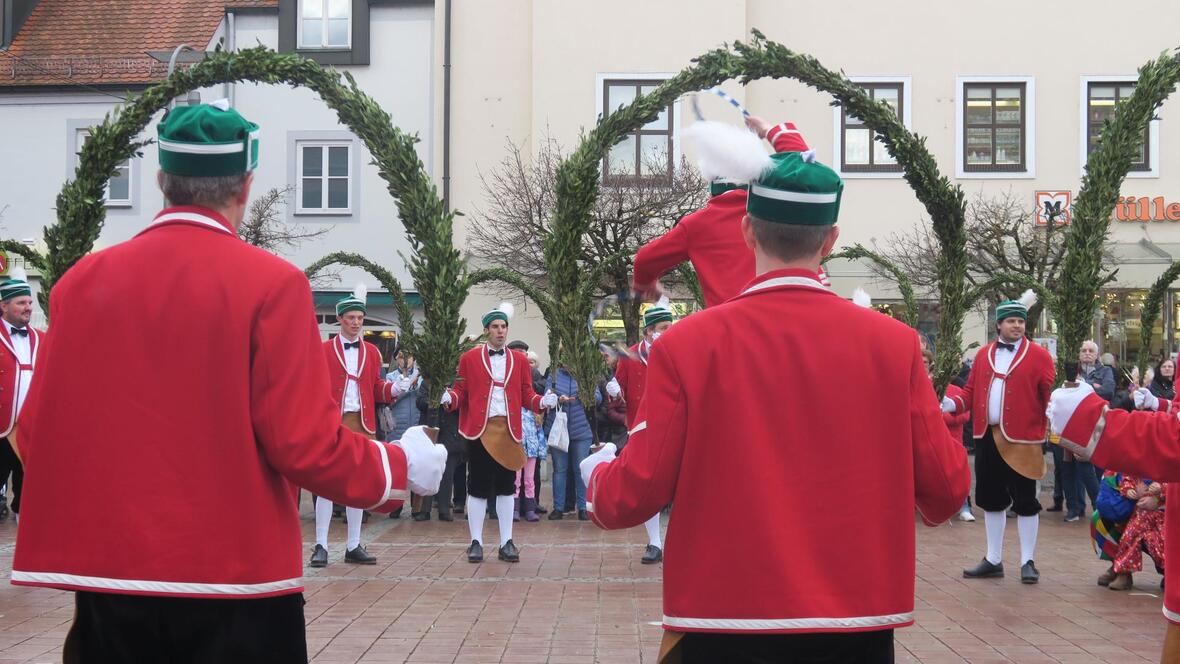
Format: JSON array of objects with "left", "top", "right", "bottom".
[{"left": 146, "top": 45, "right": 209, "bottom": 108}]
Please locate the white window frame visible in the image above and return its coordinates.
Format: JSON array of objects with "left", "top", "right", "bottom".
[
  {"left": 296, "top": 0, "right": 352, "bottom": 50},
  {"left": 832, "top": 76, "right": 912, "bottom": 179},
  {"left": 1079, "top": 75, "right": 1159, "bottom": 179},
  {"left": 75, "top": 129, "right": 134, "bottom": 207},
  {"left": 595, "top": 72, "right": 682, "bottom": 184},
  {"left": 955, "top": 75, "right": 1036, "bottom": 180},
  {"left": 295, "top": 141, "right": 353, "bottom": 215}
]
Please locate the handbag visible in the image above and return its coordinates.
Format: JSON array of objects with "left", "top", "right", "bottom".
[
  {"left": 377, "top": 404, "right": 396, "bottom": 438},
  {"left": 547, "top": 406, "right": 570, "bottom": 453}
]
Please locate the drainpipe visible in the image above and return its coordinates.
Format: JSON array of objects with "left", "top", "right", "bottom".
[
  {"left": 442, "top": 0, "right": 452, "bottom": 211},
  {"left": 225, "top": 11, "right": 236, "bottom": 105}
]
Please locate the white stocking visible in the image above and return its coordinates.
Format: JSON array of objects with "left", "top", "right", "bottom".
[
  {"left": 984, "top": 510, "right": 1006, "bottom": 565},
  {"left": 467, "top": 495, "right": 487, "bottom": 545}
]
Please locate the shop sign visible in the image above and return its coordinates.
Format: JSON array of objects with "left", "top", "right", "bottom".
[
  {"left": 1113, "top": 196, "right": 1180, "bottom": 222},
  {"left": 1034, "top": 191, "right": 1071, "bottom": 226}
]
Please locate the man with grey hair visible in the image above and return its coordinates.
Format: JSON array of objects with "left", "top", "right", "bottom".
[{"left": 11, "top": 101, "right": 444, "bottom": 661}]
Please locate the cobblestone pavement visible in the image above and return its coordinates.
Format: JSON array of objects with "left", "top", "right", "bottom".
[{"left": 0, "top": 485, "right": 1168, "bottom": 663}]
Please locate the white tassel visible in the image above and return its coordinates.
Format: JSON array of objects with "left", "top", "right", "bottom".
[
  {"left": 498, "top": 302, "right": 514, "bottom": 320},
  {"left": 8, "top": 266, "right": 27, "bottom": 284},
  {"left": 851, "top": 288, "right": 872, "bottom": 308},
  {"left": 1017, "top": 289, "right": 1037, "bottom": 310},
  {"left": 352, "top": 282, "right": 367, "bottom": 301},
  {"left": 685, "top": 120, "right": 773, "bottom": 183}
]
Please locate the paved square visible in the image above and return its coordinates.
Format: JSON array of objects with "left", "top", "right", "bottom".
[{"left": 0, "top": 486, "right": 1167, "bottom": 663}]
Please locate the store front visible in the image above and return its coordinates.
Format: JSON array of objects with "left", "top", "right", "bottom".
[{"left": 313, "top": 290, "right": 422, "bottom": 370}]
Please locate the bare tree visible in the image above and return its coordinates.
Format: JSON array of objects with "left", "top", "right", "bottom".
[
  {"left": 239, "top": 186, "right": 339, "bottom": 287},
  {"left": 240, "top": 186, "right": 335, "bottom": 254},
  {"left": 470, "top": 134, "right": 707, "bottom": 343},
  {"left": 876, "top": 190, "right": 1114, "bottom": 334}
]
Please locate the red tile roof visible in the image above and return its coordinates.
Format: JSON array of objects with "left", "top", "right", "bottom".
[{"left": 0, "top": 0, "right": 234, "bottom": 88}]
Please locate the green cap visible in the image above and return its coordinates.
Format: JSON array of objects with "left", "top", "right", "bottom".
[
  {"left": 709, "top": 179, "right": 749, "bottom": 197},
  {"left": 746, "top": 152, "right": 843, "bottom": 225},
  {"left": 995, "top": 300, "right": 1028, "bottom": 323},
  {"left": 157, "top": 101, "right": 260, "bottom": 177},
  {"left": 642, "top": 306, "right": 674, "bottom": 328},
  {"left": 336, "top": 283, "right": 367, "bottom": 316},
  {"left": 0, "top": 278, "right": 30, "bottom": 302},
  {"left": 482, "top": 302, "right": 514, "bottom": 328}
]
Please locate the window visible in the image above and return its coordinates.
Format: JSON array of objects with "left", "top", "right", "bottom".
[
  {"left": 1087, "top": 82, "right": 1150, "bottom": 171},
  {"left": 76, "top": 130, "right": 132, "bottom": 206},
  {"left": 297, "top": 142, "right": 351, "bottom": 214},
  {"left": 298, "top": 0, "right": 350, "bottom": 49},
  {"left": 601, "top": 79, "right": 674, "bottom": 184},
  {"left": 962, "top": 83, "right": 1027, "bottom": 172},
  {"left": 840, "top": 83, "right": 903, "bottom": 173}
]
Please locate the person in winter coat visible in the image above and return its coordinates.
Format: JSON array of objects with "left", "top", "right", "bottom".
[
  {"left": 416, "top": 378, "right": 465, "bottom": 522},
  {"left": 544, "top": 366, "right": 600, "bottom": 520},
  {"left": 1150, "top": 359, "right": 1177, "bottom": 402}
]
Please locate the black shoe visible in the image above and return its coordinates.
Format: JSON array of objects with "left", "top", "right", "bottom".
[
  {"left": 454, "top": 505, "right": 465, "bottom": 514},
  {"left": 438, "top": 512, "right": 454, "bottom": 522},
  {"left": 1047, "top": 499, "right": 1064, "bottom": 512},
  {"left": 0, "top": 502, "right": 8, "bottom": 521},
  {"left": 489, "top": 509, "right": 498, "bottom": 520},
  {"left": 413, "top": 512, "right": 430, "bottom": 522},
  {"left": 498, "top": 539, "right": 520, "bottom": 562},
  {"left": 641, "top": 545, "right": 663, "bottom": 565},
  {"left": 390, "top": 506, "right": 403, "bottom": 519},
  {"left": 548, "top": 510, "right": 564, "bottom": 520},
  {"left": 535, "top": 504, "right": 548, "bottom": 514},
  {"left": 309, "top": 544, "right": 328, "bottom": 568},
  {"left": 344, "top": 545, "right": 377, "bottom": 565},
  {"left": 1021, "top": 560, "right": 1040, "bottom": 584},
  {"left": 467, "top": 540, "right": 483, "bottom": 563},
  {"left": 963, "top": 558, "right": 1004, "bottom": 579},
  {"left": 577, "top": 509, "right": 589, "bottom": 521}
]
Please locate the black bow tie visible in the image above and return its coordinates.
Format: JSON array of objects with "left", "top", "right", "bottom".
[
  {"left": 997, "top": 342, "right": 1016, "bottom": 352},
  {"left": 489, "top": 348, "right": 505, "bottom": 356},
  {"left": 343, "top": 341, "right": 360, "bottom": 350},
  {"left": 9, "top": 327, "right": 27, "bottom": 337}
]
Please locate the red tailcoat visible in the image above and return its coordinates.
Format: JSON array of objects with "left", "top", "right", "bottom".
[
  {"left": 12, "top": 206, "right": 407, "bottom": 599},
  {"left": 949, "top": 340, "right": 1055, "bottom": 444},
  {"left": 0, "top": 325, "right": 46, "bottom": 438},
  {"left": 1059, "top": 395, "right": 1180, "bottom": 625},
  {"left": 587, "top": 268, "right": 970, "bottom": 635},
  {"left": 323, "top": 336, "right": 397, "bottom": 434},
  {"left": 631, "top": 122, "right": 810, "bottom": 308},
  {"left": 445, "top": 344, "right": 545, "bottom": 442},
  {"left": 613, "top": 341, "right": 649, "bottom": 429}
]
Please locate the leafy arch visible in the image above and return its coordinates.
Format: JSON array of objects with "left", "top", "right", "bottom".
[{"left": 27, "top": 47, "right": 469, "bottom": 399}]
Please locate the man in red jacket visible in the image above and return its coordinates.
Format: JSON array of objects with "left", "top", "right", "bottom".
[
  {"left": 1049, "top": 381, "right": 1180, "bottom": 660},
  {"left": 442, "top": 304, "right": 557, "bottom": 563},
  {"left": 631, "top": 116, "right": 811, "bottom": 307},
  {"left": 310, "top": 286, "right": 411, "bottom": 568},
  {"left": 606, "top": 304, "right": 675, "bottom": 564},
  {"left": 11, "top": 102, "right": 445, "bottom": 662},
  {"left": 0, "top": 269, "right": 45, "bottom": 524},
  {"left": 941, "top": 293, "right": 1054, "bottom": 584},
  {"left": 582, "top": 144, "right": 970, "bottom": 662}
]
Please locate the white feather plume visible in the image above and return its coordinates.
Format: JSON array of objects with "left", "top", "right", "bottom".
[
  {"left": 351, "top": 282, "right": 367, "bottom": 301},
  {"left": 685, "top": 120, "right": 773, "bottom": 183},
  {"left": 498, "top": 302, "right": 515, "bottom": 320},
  {"left": 851, "top": 287, "right": 872, "bottom": 308},
  {"left": 1017, "top": 289, "right": 1037, "bottom": 310},
  {"left": 655, "top": 295, "right": 671, "bottom": 310},
  {"left": 8, "top": 266, "right": 27, "bottom": 284}
]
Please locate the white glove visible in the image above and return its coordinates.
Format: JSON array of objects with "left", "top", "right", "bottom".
[
  {"left": 395, "top": 377, "right": 414, "bottom": 394},
  {"left": 541, "top": 391, "right": 559, "bottom": 409},
  {"left": 606, "top": 378, "right": 621, "bottom": 398},
  {"left": 940, "top": 396, "right": 956, "bottom": 413},
  {"left": 440, "top": 391, "right": 452, "bottom": 407},
  {"left": 1046, "top": 381, "right": 1097, "bottom": 436},
  {"left": 1134, "top": 387, "right": 1161, "bottom": 411},
  {"left": 397, "top": 426, "right": 448, "bottom": 496},
  {"left": 580, "top": 442, "right": 617, "bottom": 487}
]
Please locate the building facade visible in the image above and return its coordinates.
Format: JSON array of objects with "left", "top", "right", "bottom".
[{"left": 4, "top": 0, "right": 1180, "bottom": 367}]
